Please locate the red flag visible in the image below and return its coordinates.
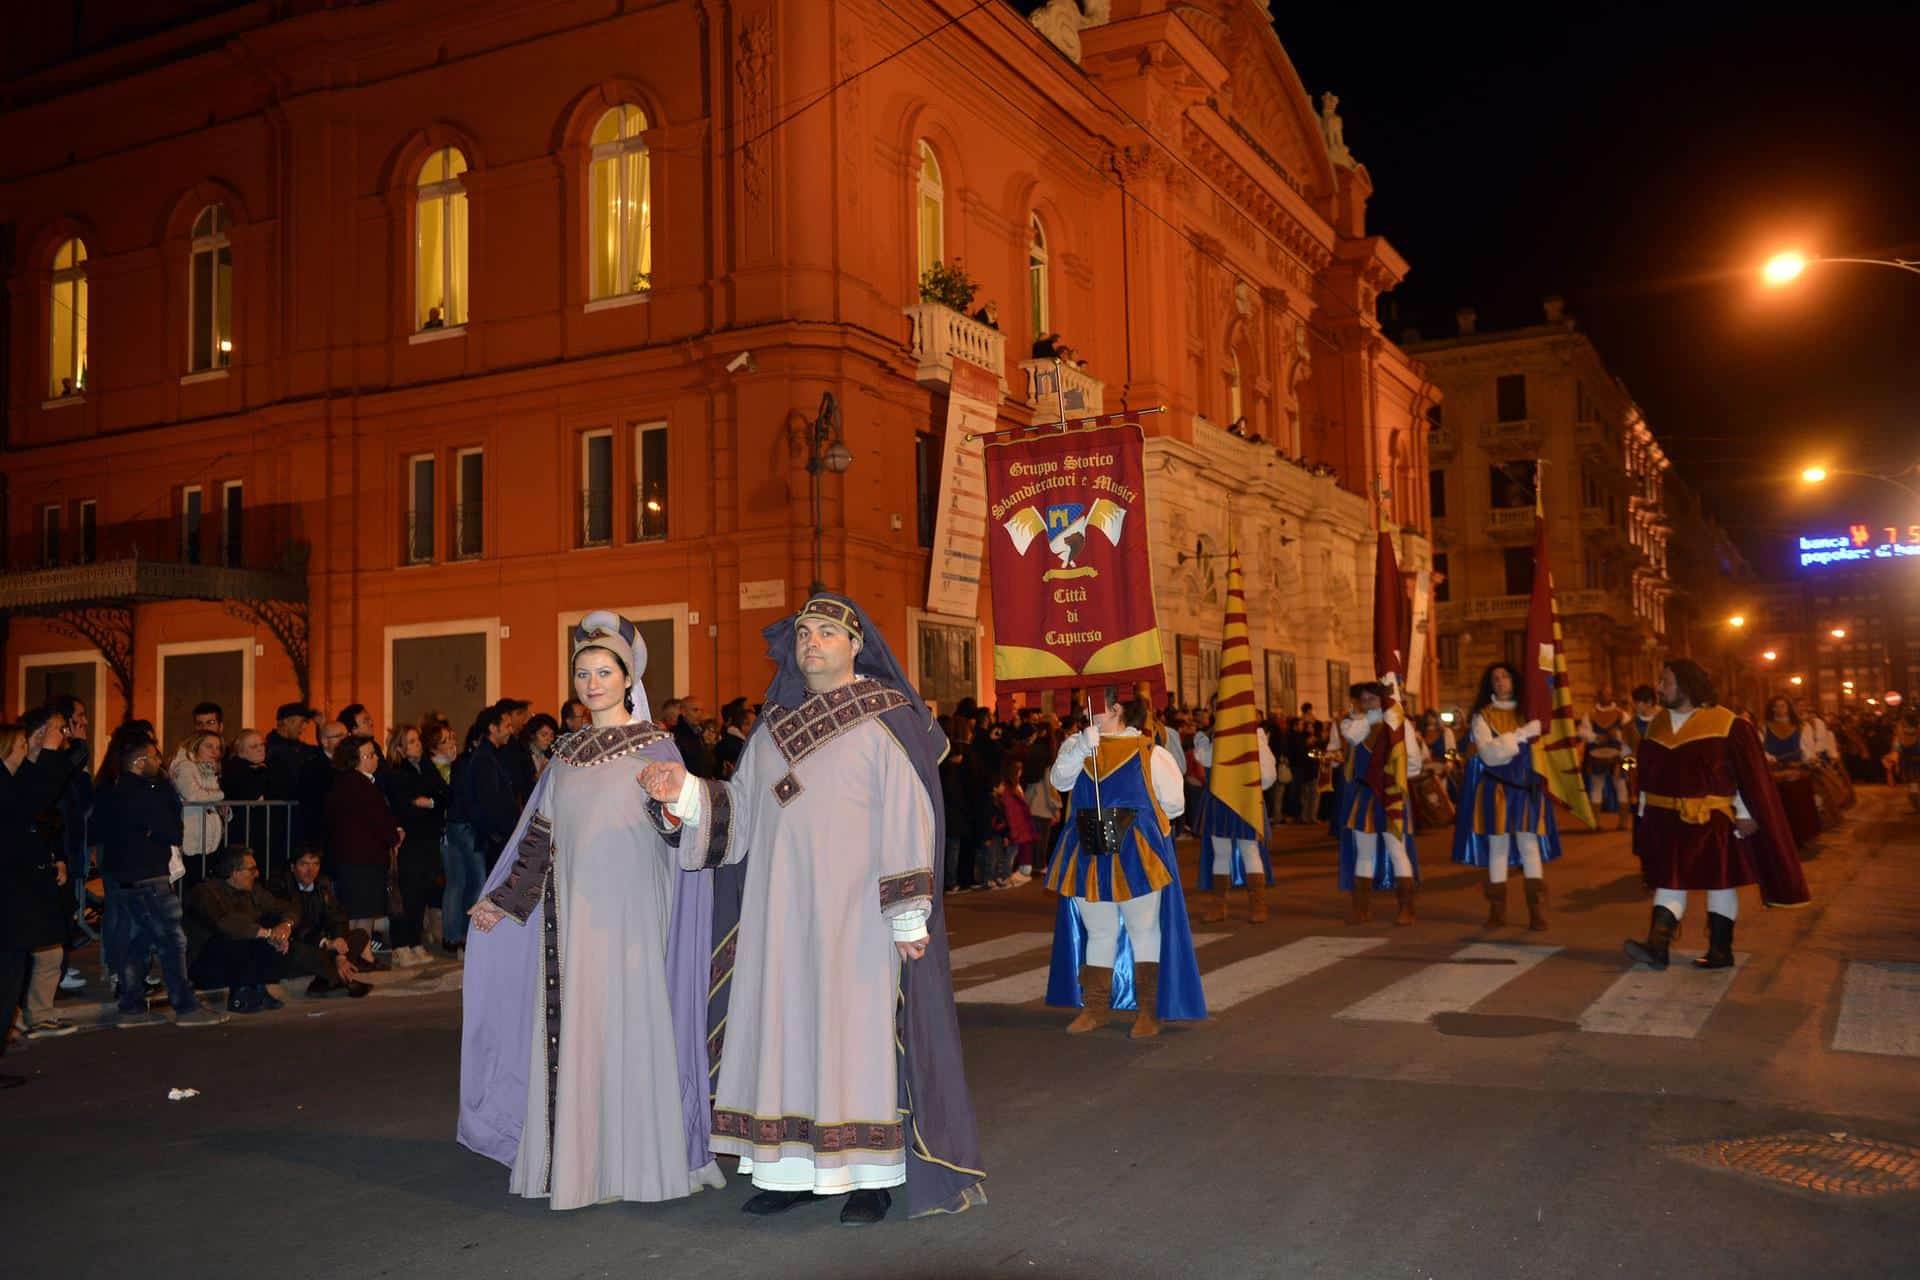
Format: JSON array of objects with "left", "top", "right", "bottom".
[{"left": 1373, "top": 530, "right": 1407, "bottom": 687}]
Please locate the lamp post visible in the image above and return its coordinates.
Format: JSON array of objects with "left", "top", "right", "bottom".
[
  {"left": 1762, "top": 251, "right": 1920, "bottom": 286},
  {"left": 805, "top": 391, "right": 853, "bottom": 595},
  {"left": 1800, "top": 464, "right": 1920, "bottom": 505}
]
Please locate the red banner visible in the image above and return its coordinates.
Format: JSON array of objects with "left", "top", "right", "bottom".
[{"left": 982, "top": 420, "right": 1164, "bottom": 703}]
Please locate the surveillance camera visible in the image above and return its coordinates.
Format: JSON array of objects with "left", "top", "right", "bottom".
[{"left": 726, "top": 351, "right": 756, "bottom": 374}]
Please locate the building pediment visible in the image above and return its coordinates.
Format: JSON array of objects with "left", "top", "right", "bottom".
[{"left": 1174, "top": 1, "right": 1336, "bottom": 200}]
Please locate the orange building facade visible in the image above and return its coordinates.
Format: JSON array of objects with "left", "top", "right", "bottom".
[{"left": 0, "top": 0, "right": 1433, "bottom": 749}]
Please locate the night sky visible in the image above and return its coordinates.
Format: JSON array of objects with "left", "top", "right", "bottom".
[{"left": 1275, "top": 8, "right": 1920, "bottom": 575}]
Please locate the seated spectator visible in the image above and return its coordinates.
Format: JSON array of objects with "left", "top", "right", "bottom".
[
  {"left": 269, "top": 849, "right": 372, "bottom": 998},
  {"left": 185, "top": 848, "right": 292, "bottom": 1013},
  {"left": 169, "top": 729, "right": 228, "bottom": 867}
]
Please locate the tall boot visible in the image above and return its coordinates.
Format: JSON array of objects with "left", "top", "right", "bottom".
[
  {"left": 1129, "top": 962, "right": 1160, "bottom": 1040},
  {"left": 1394, "top": 880, "right": 1417, "bottom": 927},
  {"left": 1523, "top": 878, "right": 1548, "bottom": 932},
  {"left": 1201, "top": 888, "right": 1229, "bottom": 924},
  {"left": 1346, "top": 882, "right": 1372, "bottom": 925},
  {"left": 1482, "top": 879, "right": 1509, "bottom": 928},
  {"left": 1247, "top": 878, "right": 1269, "bottom": 924},
  {"left": 1623, "top": 906, "right": 1678, "bottom": 970},
  {"left": 1694, "top": 913, "right": 1735, "bottom": 970},
  {"left": 1066, "top": 967, "right": 1111, "bottom": 1034}
]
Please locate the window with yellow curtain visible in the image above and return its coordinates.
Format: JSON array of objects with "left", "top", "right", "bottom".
[
  {"left": 416, "top": 148, "right": 469, "bottom": 330},
  {"left": 49, "top": 238, "right": 88, "bottom": 397},
  {"left": 589, "top": 105, "right": 652, "bottom": 299},
  {"left": 1028, "top": 214, "right": 1050, "bottom": 336},
  {"left": 189, "top": 205, "right": 233, "bottom": 371},
  {"left": 916, "top": 141, "right": 943, "bottom": 282}
]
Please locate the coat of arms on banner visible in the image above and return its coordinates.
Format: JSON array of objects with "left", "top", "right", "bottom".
[{"left": 1002, "top": 498, "right": 1127, "bottom": 581}]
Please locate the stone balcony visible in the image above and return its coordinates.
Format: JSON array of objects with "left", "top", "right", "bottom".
[
  {"left": 1478, "top": 419, "right": 1544, "bottom": 458},
  {"left": 1429, "top": 424, "right": 1458, "bottom": 460},
  {"left": 1466, "top": 594, "right": 1531, "bottom": 620},
  {"left": 1487, "top": 506, "right": 1535, "bottom": 542},
  {"left": 1559, "top": 587, "right": 1619, "bottom": 616},
  {"left": 904, "top": 301, "right": 1008, "bottom": 398},
  {"left": 1019, "top": 358, "right": 1106, "bottom": 427},
  {"left": 1574, "top": 417, "right": 1620, "bottom": 463}
]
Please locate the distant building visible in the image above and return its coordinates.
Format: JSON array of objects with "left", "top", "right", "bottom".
[
  {"left": 1, "top": 0, "right": 1431, "bottom": 736},
  {"left": 1406, "top": 299, "right": 1674, "bottom": 710}
]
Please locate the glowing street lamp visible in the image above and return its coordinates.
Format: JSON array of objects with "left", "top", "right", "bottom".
[
  {"left": 1800, "top": 465, "right": 1827, "bottom": 484},
  {"left": 1763, "top": 252, "right": 1809, "bottom": 286},
  {"left": 1830, "top": 627, "right": 1848, "bottom": 639},
  {"left": 1728, "top": 614, "right": 1746, "bottom": 629},
  {"left": 1761, "top": 650, "right": 1778, "bottom": 662},
  {"left": 1789, "top": 675, "right": 1804, "bottom": 686}
]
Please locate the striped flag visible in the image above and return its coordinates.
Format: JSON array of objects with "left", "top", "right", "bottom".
[
  {"left": 1520, "top": 494, "right": 1597, "bottom": 830},
  {"left": 1205, "top": 548, "right": 1268, "bottom": 843}
]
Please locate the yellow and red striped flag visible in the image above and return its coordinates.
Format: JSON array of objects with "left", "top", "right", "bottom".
[
  {"left": 1206, "top": 548, "right": 1267, "bottom": 842},
  {"left": 1520, "top": 492, "right": 1597, "bottom": 830}
]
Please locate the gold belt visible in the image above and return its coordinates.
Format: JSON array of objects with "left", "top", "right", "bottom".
[{"left": 1640, "top": 792, "right": 1734, "bottom": 825}]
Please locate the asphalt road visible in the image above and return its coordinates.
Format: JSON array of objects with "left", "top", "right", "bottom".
[{"left": 6, "top": 789, "right": 1918, "bottom": 1279}]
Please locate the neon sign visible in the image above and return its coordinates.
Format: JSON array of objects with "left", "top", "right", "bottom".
[{"left": 1798, "top": 524, "right": 1920, "bottom": 569}]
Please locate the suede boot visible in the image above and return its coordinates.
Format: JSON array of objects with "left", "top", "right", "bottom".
[
  {"left": 1067, "top": 967, "right": 1111, "bottom": 1034},
  {"left": 1394, "top": 880, "right": 1417, "bottom": 927},
  {"left": 1483, "top": 879, "right": 1509, "bottom": 928},
  {"left": 1201, "top": 888, "right": 1229, "bottom": 924},
  {"left": 1129, "top": 962, "right": 1160, "bottom": 1040},
  {"left": 1623, "top": 905, "right": 1678, "bottom": 970},
  {"left": 1695, "top": 912, "right": 1736, "bottom": 970},
  {"left": 1247, "top": 879, "right": 1269, "bottom": 924},
  {"left": 1346, "top": 883, "right": 1372, "bottom": 925},
  {"left": 1523, "top": 878, "right": 1548, "bottom": 931}
]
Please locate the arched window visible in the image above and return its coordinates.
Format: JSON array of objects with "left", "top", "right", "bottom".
[
  {"left": 189, "top": 205, "right": 233, "bottom": 371},
  {"left": 49, "top": 238, "right": 88, "bottom": 397},
  {"left": 589, "top": 105, "right": 652, "bottom": 299},
  {"left": 1225, "top": 349, "right": 1244, "bottom": 426},
  {"left": 1027, "top": 214, "right": 1050, "bottom": 336},
  {"left": 416, "top": 148, "right": 469, "bottom": 331},
  {"left": 916, "top": 141, "right": 944, "bottom": 281}
]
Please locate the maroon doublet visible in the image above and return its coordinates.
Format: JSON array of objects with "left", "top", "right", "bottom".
[{"left": 1631, "top": 706, "right": 1810, "bottom": 907}]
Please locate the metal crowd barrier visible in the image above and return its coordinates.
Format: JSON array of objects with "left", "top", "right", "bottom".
[{"left": 179, "top": 799, "right": 300, "bottom": 883}]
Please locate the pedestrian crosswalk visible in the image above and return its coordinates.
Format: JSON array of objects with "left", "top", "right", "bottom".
[{"left": 944, "top": 930, "right": 1920, "bottom": 1058}]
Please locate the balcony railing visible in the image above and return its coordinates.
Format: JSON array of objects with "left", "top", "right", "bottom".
[
  {"left": 1560, "top": 587, "right": 1618, "bottom": 615},
  {"left": 1019, "top": 359, "right": 1105, "bottom": 426},
  {"left": 632, "top": 484, "right": 668, "bottom": 542},
  {"left": 1574, "top": 417, "right": 1619, "bottom": 461},
  {"left": 904, "top": 301, "right": 1008, "bottom": 398},
  {"left": 1468, "top": 594, "right": 1531, "bottom": 619},
  {"left": 0, "top": 503, "right": 306, "bottom": 608},
  {"left": 1478, "top": 419, "right": 1544, "bottom": 457},
  {"left": 1429, "top": 425, "right": 1458, "bottom": 459},
  {"left": 1487, "top": 506, "right": 1534, "bottom": 540}
]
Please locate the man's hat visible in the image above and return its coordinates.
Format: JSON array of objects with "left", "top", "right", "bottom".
[
  {"left": 275, "top": 701, "right": 320, "bottom": 721},
  {"left": 795, "top": 595, "right": 862, "bottom": 638}
]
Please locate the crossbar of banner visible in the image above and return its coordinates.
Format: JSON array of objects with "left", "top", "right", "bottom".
[{"left": 966, "top": 404, "right": 1166, "bottom": 444}]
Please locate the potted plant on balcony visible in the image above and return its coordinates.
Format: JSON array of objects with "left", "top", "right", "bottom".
[{"left": 918, "top": 259, "right": 979, "bottom": 314}]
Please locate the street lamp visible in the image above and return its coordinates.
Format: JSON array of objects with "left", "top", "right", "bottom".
[
  {"left": 1789, "top": 675, "right": 1804, "bottom": 686},
  {"left": 1727, "top": 614, "right": 1746, "bottom": 629},
  {"left": 1830, "top": 627, "right": 1848, "bottom": 639},
  {"left": 1800, "top": 464, "right": 1920, "bottom": 504},
  {"left": 1761, "top": 649, "right": 1778, "bottom": 662},
  {"left": 1762, "top": 250, "right": 1920, "bottom": 285},
  {"left": 804, "top": 392, "right": 853, "bottom": 594}
]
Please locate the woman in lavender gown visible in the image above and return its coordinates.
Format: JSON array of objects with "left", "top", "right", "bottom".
[{"left": 458, "top": 612, "right": 722, "bottom": 1209}]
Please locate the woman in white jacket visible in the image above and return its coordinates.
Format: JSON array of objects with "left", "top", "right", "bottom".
[{"left": 169, "top": 729, "right": 228, "bottom": 857}]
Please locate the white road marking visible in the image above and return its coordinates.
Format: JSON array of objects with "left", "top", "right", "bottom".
[
  {"left": 1333, "top": 942, "right": 1561, "bottom": 1023},
  {"left": 955, "top": 933, "right": 1229, "bottom": 1005},
  {"left": 1577, "top": 954, "right": 1748, "bottom": 1038},
  {"left": 1831, "top": 960, "right": 1920, "bottom": 1058},
  {"left": 1205, "top": 936, "right": 1389, "bottom": 1012},
  {"left": 946, "top": 932, "right": 1056, "bottom": 971}
]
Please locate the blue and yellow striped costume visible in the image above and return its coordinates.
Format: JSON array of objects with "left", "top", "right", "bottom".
[
  {"left": 1451, "top": 704, "right": 1563, "bottom": 868},
  {"left": 1045, "top": 737, "right": 1177, "bottom": 903}
]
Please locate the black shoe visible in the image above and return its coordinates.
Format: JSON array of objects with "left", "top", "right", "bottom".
[
  {"left": 1623, "top": 905, "right": 1679, "bottom": 970},
  {"left": 228, "top": 987, "right": 264, "bottom": 1014},
  {"left": 742, "top": 1189, "right": 823, "bottom": 1216},
  {"left": 839, "top": 1189, "right": 892, "bottom": 1227},
  {"left": 345, "top": 981, "right": 373, "bottom": 999},
  {"left": 1694, "top": 912, "right": 1736, "bottom": 970},
  {"left": 258, "top": 988, "right": 285, "bottom": 1011}
]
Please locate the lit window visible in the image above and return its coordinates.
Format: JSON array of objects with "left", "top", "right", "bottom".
[
  {"left": 633, "top": 421, "right": 668, "bottom": 541},
  {"left": 916, "top": 141, "right": 944, "bottom": 281},
  {"left": 1028, "top": 214, "right": 1050, "bottom": 336},
  {"left": 49, "top": 238, "right": 88, "bottom": 397},
  {"left": 589, "top": 106, "right": 653, "bottom": 299},
  {"left": 416, "top": 148, "right": 470, "bottom": 330},
  {"left": 189, "top": 206, "right": 234, "bottom": 371}
]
